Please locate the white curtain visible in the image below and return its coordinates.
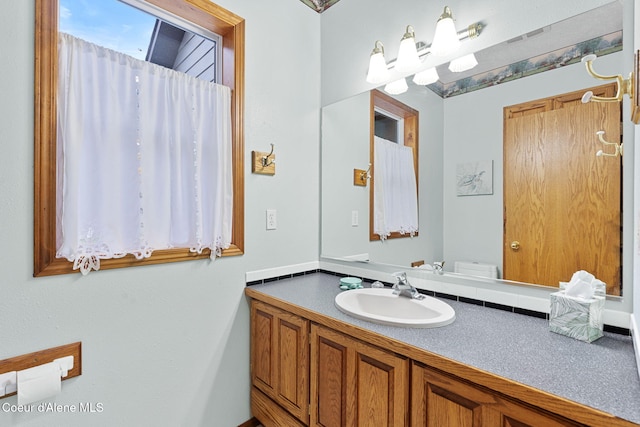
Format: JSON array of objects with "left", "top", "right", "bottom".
[
  {"left": 56, "top": 33, "right": 233, "bottom": 275},
  {"left": 373, "top": 136, "right": 418, "bottom": 240}
]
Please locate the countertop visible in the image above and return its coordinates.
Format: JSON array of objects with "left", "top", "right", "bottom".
[{"left": 246, "top": 272, "right": 640, "bottom": 425}]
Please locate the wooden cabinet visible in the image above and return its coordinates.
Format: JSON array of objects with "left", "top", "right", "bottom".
[
  {"left": 251, "top": 300, "right": 309, "bottom": 425},
  {"left": 247, "top": 292, "right": 634, "bottom": 427},
  {"left": 310, "top": 324, "right": 409, "bottom": 427},
  {"left": 411, "top": 362, "right": 581, "bottom": 427}
]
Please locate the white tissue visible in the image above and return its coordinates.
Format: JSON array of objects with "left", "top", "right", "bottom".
[
  {"left": 563, "top": 270, "right": 606, "bottom": 300},
  {"left": 17, "top": 362, "right": 61, "bottom": 405}
]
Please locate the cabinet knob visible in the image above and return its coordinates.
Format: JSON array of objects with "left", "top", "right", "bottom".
[{"left": 510, "top": 241, "right": 521, "bottom": 251}]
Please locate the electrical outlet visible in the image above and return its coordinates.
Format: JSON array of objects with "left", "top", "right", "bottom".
[
  {"left": 266, "top": 209, "right": 277, "bottom": 230},
  {"left": 351, "top": 210, "right": 359, "bottom": 227}
]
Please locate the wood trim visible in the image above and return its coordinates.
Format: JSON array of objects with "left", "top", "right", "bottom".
[
  {"left": 504, "top": 83, "right": 617, "bottom": 118},
  {"left": 369, "top": 89, "right": 420, "bottom": 242},
  {"left": 236, "top": 417, "right": 261, "bottom": 427},
  {"left": 633, "top": 50, "right": 640, "bottom": 124},
  {"left": 33, "top": 0, "right": 244, "bottom": 276},
  {"left": 238, "top": 417, "right": 260, "bottom": 427},
  {"left": 245, "top": 288, "right": 639, "bottom": 427},
  {"left": 0, "top": 342, "right": 82, "bottom": 399},
  {"left": 251, "top": 387, "right": 305, "bottom": 427}
]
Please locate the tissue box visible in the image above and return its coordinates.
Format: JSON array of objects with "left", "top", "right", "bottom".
[{"left": 549, "top": 291, "right": 604, "bottom": 343}]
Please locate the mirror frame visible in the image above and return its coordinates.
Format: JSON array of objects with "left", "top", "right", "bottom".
[{"left": 34, "top": 0, "right": 245, "bottom": 276}]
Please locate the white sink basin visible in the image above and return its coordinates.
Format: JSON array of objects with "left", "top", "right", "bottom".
[{"left": 334, "top": 288, "right": 455, "bottom": 328}]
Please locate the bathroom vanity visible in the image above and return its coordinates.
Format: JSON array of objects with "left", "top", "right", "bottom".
[{"left": 246, "top": 272, "right": 640, "bottom": 427}]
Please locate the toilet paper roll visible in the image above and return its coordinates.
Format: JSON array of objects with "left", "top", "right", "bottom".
[{"left": 17, "top": 362, "right": 61, "bottom": 405}]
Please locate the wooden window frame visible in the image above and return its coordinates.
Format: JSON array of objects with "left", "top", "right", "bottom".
[
  {"left": 369, "top": 89, "right": 419, "bottom": 241},
  {"left": 34, "top": 0, "right": 245, "bottom": 276}
]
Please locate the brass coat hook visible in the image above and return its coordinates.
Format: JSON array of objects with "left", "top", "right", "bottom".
[
  {"left": 581, "top": 54, "right": 633, "bottom": 103},
  {"left": 595, "top": 130, "right": 623, "bottom": 157},
  {"left": 251, "top": 144, "right": 276, "bottom": 175},
  {"left": 262, "top": 143, "right": 276, "bottom": 167},
  {"left": 353, "top": 163, "right": 371, "bottom": 186}
]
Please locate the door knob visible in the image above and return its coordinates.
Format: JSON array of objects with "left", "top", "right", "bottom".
[{"left": 510, "top": 241, "right": 520, "bottom": 251}]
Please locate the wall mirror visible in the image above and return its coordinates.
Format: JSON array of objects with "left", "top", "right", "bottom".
[
  {"left": 34, "top": 0, "right": 245, "bottom": 276},
  {"left": 321, "top": 1, "right": 631, "bottom": 296}
]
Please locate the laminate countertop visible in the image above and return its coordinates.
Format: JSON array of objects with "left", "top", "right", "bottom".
[{"left": 246, "top": 272, "right": 640, "bottom": 425}]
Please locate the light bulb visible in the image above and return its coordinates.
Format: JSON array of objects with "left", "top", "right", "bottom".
[
  {"left": 413, "top": 67, "right": 439, "bottom": 85},
  {"left": 448, "top": 53, "right": 478, "bottom": 72},
  {"left": 431, "top": 6, "right": 460, "bottom": 56},
  {"left": 384, "top": 78, "right": 408, "bottom": 95},
  {"left": 366, "top": 41, "right": 390, "bottom": 84},
  {"left": 395, "top": 26, "right": 421, "bottom": 73}
]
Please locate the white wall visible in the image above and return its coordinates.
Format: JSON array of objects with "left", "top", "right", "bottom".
[{"left": 0, "top": 1, "right": 320, "bottom": 426}]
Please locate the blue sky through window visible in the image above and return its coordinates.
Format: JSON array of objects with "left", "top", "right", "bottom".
[{"left": 59, "top": 0, "right": 156, "bottom": 60}]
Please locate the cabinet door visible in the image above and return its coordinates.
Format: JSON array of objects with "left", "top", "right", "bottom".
[
  {"left": 251, "top": 300, "right": 309, "bottom": 424},
  {"left": 411, "top": 362, "right": 581, "bottom": 427},
  {"left": 310, "top": 324, "right": 409, "bottom": 427}
]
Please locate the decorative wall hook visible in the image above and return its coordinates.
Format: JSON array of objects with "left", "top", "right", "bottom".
[
  {"left": 262, "top": 144, "right": 276, "bottom": 167},
  {"left": 353, "top": 163, "right": 371, "bottom": 186},
  {"left": 251, "top": 144, "right": 276, "bottom": 175},
  {"left": 581, "top": 54, "right": 633, "bottom": 104},
  {"left": 594, "top": 130, "right": 623, "bottom": 157}
]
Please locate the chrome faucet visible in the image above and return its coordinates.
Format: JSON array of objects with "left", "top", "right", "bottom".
[
  {"left": 392, "top": 272, "right": 425, "bottom": 300},
  {"left": 433, "top": 261, "right": 445, "bottom": 275}
]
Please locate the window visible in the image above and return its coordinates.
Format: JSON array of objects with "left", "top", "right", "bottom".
[
  {"left": 374, "top": 110, "right": 403, "bottom": 143},
  {"left": 34, "top": 0, "right": 245, "bottom": 276}
]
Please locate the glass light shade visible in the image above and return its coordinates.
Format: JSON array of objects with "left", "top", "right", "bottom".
[
  {"left": 366, "top": 51, "right": 390, "bottom": 84},
  {"left": 412, "top": 67, "right": 439, "bottom": 85},
  {"left": 430, "top": 8, "right": 460, "bottom": 56},
  {"left": 395, "top": 28, "right": 421, "bottom": 73},
  {"left": 448, "top": 53, "right": 478, "bottom": 72},
  {"left": 384, "top": 78, "right": 408, "bottom": 95}
]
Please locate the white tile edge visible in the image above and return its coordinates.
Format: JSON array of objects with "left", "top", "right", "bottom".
[
  {"left": 245, "top": 261, "right": 320, "bottom": 283},
  {"left": 631, "top": 314, "right": 640, "bottom": 379}
]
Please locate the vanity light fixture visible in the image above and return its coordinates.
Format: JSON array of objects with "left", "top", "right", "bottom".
[
  {"left": 430, "top": 6, "right": 461, "bottom": 57},
  {"left": 366, "top": 40, "right": 391, "bottom": 84},
  {"left": 367, "top": 14, "right": 482, "bottom": 90},
  {"left": 595, "top": 130, "right": 623, "bottom": 157},
  {"left": 412, "top": 67, "right": 439, "bottom": 85},
  {"left": 384, "top": 78, "right": 409, "bottom": 95},
  {"left": 395, "top": 26, "right": 421, "bottom": 73},
  {"left": 368, "top": 7, "right": 482, "bottom": 94},
  {"left": 448, "top": 52, "right": 478, "bottom": 72}
]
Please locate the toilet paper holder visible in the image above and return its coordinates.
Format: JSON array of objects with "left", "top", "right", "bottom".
[
  {"left": 0, "top": 342, "right": 81, "bottom": 400},
  {"left": 0, "top": 356, "right": 74, "bottom": 398}
]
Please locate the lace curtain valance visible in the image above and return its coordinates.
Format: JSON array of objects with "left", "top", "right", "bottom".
[
  {"left": 373, "top": 136, "right": 419, "bottom": 240},
  {"left": 56, "top": 33, "right": 233, "bottom": 275}
]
